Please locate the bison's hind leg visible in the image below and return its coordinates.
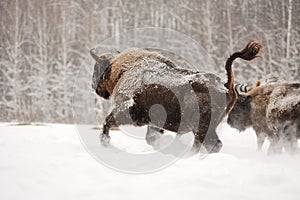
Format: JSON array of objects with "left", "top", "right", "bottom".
[
  {"left": 192, "top": 129, "right": 222, "bottom": 154},
  {"left": 203, "top": 132, "right": 223, "bottom": 153},
  {"left": 146, "top": 126, "right": 164, "bottom": 149}
]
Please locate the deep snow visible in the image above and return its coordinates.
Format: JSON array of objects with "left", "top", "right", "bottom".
[{"left": 1, "top": 123, "right": 300, "bottom": 200}]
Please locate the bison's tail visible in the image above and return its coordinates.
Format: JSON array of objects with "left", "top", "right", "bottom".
[{"left": 224, "top": 41, "right": 262, "bottom": 94}]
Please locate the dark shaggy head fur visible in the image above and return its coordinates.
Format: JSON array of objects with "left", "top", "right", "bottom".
[
  {"left": 91, "top": 50, "right": 115, "bottom": 99},
  {"left": 227, "top": 95, "right": 252, "bottom": 131},
  {"left": 227, "top": 84, "right": 277, "bottom": 138}
]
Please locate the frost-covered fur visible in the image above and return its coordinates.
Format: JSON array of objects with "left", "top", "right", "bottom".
[
  {"left": 91, "top": 42, "right": 261, "bottom": 154},
  {"left": 266, "top": 83, "right": 300, "bottom": 153},
  {"left": 228, "top": 73, "right": 281, "bottom": 151},
  {"left": 227, "top": 82, "right": 300, "bottom": 153}
]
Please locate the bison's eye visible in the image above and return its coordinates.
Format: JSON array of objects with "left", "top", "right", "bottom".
[
  {"left": 96, "top": 88, "right": 100, "bottom": 95},
  {"left": 104, "top": 90, "right": 110, "bottom": 99}
]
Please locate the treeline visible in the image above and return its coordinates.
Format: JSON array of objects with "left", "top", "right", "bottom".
[{"left": 0, "top": 0, "right": 299, "bottom": 123}]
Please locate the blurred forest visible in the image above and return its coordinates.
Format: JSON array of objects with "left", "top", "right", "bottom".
[{"left": 0, "top": 0, "right": 299, "bottom": 123}]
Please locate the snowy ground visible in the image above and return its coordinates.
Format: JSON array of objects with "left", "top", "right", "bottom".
[{"left": 1, "top": 123, "right": 300, "bottom": 200}]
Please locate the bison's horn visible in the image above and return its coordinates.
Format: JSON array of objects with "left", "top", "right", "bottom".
[{"left": 90, "top": 48, "right": 98, "bottom": 61}]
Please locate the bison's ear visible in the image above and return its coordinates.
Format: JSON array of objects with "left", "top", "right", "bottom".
[{"left": 90, "top": 48, "right": 99, "bottom": 61}]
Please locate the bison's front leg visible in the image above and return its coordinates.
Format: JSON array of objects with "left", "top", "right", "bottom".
[
  {"left": 101, "top": 112, "right": 117, "bottom": 146},
  {"left": 267, "top": 134, "right": 282, "bottom": 154},
  {"left": 281, "top": 124, "right": 298, "bottom": 154},
  {"left": 256, "top": 131, "right": 266, "bottom": 151}
]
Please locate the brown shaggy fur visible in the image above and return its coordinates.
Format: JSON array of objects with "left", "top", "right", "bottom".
[
  {"left": 91, "top": 42, "right": 261, "bottom": 154},
  {"left": 227, "top": 82, "right": 300, "bottom": 153}
]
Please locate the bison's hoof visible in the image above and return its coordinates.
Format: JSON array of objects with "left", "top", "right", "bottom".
[
  {"left": 210, "top": 140, "right": 223, "bottom": 153},
  {"left": 100, "top": 133, "right": 111, "bottom": 147},
  {"left": 202, "top": 140, "right": 223, "bottom": 154}
]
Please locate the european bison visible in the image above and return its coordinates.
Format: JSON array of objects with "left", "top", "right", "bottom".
[
  {"left": 227, "top": 80, "right": 300, "bottom": 154},
  {"left": 91, "top": 41, "right": 261, "bottom": 154}
]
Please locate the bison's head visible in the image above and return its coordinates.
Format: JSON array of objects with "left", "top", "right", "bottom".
[
  {"left": 91, "top": 49, "right": 115, "bottom": 99},
  {"left": 227, "top": 95, "right": 252, "bottom": 132}
]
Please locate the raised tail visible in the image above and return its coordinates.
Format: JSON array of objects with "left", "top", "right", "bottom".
[{"left": 224, "top": 41, "right": 262, "bottom": 94}]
